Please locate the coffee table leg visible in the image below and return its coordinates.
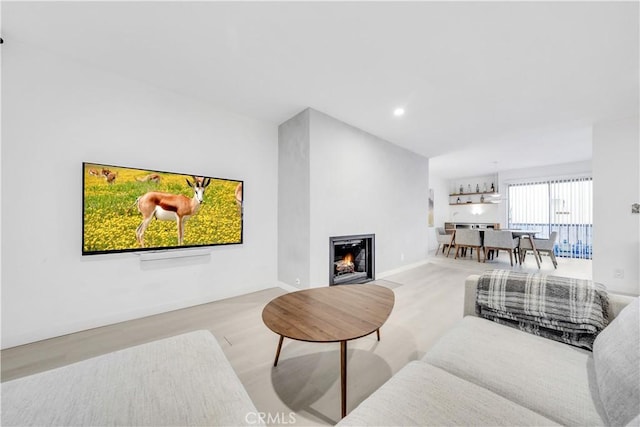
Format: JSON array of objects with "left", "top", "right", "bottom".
[
  {"left": 341, "top": 340, "right": 347, "bottom": 418},
  {"left": 376, "top": 329, "right": 380, "bottom": 341},
  {"left": 273, "top": 335, "right": 284, "bottom": 367}
]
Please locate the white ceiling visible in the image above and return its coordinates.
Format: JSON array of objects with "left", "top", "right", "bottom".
[{"left": 3, "top": 1, "right": 638, "bottom": 178}]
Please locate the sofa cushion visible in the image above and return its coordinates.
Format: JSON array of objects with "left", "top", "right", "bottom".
[
  {"left": 593, "top": 297, "right": 640, "bottom": 426},
  {"left": 1, "top": 331, "right": 261, "bottom": 426},
  {"left": 337, "top": 361, "right": 558, "bottom": 426},
  {"left": 425, "top": 316, "right": 608, "bottom": 426}
]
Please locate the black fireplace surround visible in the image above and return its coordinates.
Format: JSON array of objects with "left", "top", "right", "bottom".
[{"left": 329, "top": 234, "right": 375, "bottom": 285}]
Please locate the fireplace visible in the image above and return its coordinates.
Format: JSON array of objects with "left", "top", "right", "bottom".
[{"left": 329, "top": 234, "right": 375, "bottom": 285}]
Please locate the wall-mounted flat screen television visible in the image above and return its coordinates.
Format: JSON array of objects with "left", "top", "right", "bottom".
[{"left": 82, "top": 162, "right": 243, "bottom": 255}]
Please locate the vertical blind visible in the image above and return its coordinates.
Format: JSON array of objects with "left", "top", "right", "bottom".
[{"left": 508, "top": 177, "right": 593, "bottom": 259}]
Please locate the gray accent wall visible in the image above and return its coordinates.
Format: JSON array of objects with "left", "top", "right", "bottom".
[
  {"left": 278, "top": 110, "right": 311, "bottom": 288},
  {"left": 278, "top": 108, "right": 430, "bottom": 288}
]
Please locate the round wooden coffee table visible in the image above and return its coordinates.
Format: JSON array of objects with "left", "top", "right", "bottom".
[{"left": 262, "top": 284, "right": 395, "bottom": 418}]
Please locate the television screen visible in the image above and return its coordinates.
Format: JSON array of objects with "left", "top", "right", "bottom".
[{"left": 82, "top": 162, "right": 243, "bottom": 255}]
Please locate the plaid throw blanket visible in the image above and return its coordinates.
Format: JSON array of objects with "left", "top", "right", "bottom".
[{"left": 476, "top": 270, "right": 609, "bottom": 350}]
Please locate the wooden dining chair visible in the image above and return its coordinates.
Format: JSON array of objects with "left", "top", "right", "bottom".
[
  {"left": 521, "top": 231, "right": 559, "bottom": 268},
  {"left": 454, "top": 229, "right": 483, "bottom": 262},
  {"left": 483, "top": 230, "right": 520, "bottom": 266},
  {"left": 435, "top": 227, "right": 455, "bottom": 257}
]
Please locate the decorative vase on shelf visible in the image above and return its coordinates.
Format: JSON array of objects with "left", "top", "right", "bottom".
[
  {"left": 483, "top": 182, "right": 488, "bottom": 192},
  {"left": 481, "top": 194, "right": 485, "bottom": 203},
  {"left": 491, "top": 182, "right": 495, "bottom": 192},
  {"left": 456, "top": 197, "right": 461, "bottom": 204},
  {"left": 467, "top": 184, "right": 472, "bottom": 193},
  {"left": 459, "top": 185, "right": 464, "bottom": 194},
  {"left": 476, "top": 184, "right": 480, "bottom": 193}
]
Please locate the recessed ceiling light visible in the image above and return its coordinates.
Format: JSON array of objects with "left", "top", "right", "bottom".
[{"left": 393, "top": 107, "right": 405, "bottom": 117}]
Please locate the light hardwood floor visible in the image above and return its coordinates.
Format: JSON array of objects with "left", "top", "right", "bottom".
[{"left": 1, "top": 253, "right": 591, "bottom": 425}]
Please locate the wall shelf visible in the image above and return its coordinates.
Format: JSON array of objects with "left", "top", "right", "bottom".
[
  {"left": 449, "top": 191, "right": 497, "bottom": 197},
  {"left": 449, "top": 201, "right": 499, "bottom": 206},
  {"left": 449, "top": 191, "right": 501, "bottom": 205}
]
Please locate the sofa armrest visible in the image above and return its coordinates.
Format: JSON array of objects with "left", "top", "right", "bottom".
[
  {"left": 1, "top": 331, "right": 262, "bottom": 426},
  {"left": 607, "top": 293, "right": 636, "bottom": 321},
  {"left": 463, "top": 275, "right": 481, "bottom": 317}
]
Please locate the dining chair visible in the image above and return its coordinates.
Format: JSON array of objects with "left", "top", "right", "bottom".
[
  {"left": 520, "top": 231, "right": 559, "bottom": 268},
  {"left": 435, "top": 227, "right": 455, "bottom": 257},
  {"left": 483, "top": 230, "right": 520, "bottom": 266},
  {"left": 453, "top": 229, "right": 483, "bottom": 262}
]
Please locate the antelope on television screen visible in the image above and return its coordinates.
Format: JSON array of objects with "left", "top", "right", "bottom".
[{"left": 82, "top": 162, "right": 243, "bottom": 255}]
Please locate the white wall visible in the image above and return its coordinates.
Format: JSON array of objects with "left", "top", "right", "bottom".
[
  {"left": 1, "top": 44, "right": 279, "bottom": 348},
  {"left": 308, "top": 110, "right": 429, "bottom": 286},
  {"left": 592, "top": 116, "right": 639, "bottom": 295},
  {"left": 448, "top": 203, "right": 502, "bottom": 225}
]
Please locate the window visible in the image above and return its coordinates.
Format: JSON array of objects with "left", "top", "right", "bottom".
[{"left": 508, "top": 177, "right": 593, "bottom": 259}]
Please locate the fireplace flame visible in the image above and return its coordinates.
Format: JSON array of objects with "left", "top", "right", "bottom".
[{"left": 335, "top": 253, "right": 355, "bottom": 275}]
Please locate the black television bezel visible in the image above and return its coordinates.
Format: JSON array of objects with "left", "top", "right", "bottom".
[{"left": 82, "top": 162, "right": 244, "bottom": 256}]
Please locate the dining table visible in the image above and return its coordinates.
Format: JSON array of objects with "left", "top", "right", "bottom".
[{"left": 446, "top": 228, "right": 542, "bottom": 268}]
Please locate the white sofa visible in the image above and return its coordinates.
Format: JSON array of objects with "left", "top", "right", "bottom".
[
  {"left": 1, "top": 330, "right": 262, "bottom": 426},
  {"left": 339, "top": 274, "right": 640, "bottom": 427}
]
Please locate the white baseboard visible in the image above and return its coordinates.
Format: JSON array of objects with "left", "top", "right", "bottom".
[{"left": 275, "top": 281, "right": 302, "bottom": 292}]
